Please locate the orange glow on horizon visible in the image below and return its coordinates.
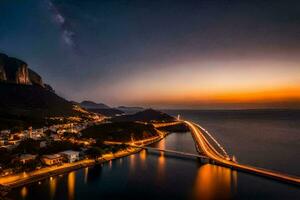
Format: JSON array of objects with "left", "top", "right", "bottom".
[
  {"left": 97, "top": 59, "right": 300, "bottom": 108},
  {"left": 127, "top": 86, "right": 300, "bottom": 108}
]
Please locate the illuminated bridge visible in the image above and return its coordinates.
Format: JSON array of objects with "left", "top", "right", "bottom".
[
  {"left": 152, "top": 120, "right": 300, "bottom": 186},
  {"left": 128, "top": 145, "right": 210, "bottom": 161},
  {"left": 183, "top": 120, "right": 300, "bottom": 186}
]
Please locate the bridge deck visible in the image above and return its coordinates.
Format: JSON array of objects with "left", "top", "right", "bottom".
[
  {"left": 129, "top": 145, "right": 209, "bottom": 159},
  {"left": 185, "top": 120, "right": 300, "bottom": 186}
]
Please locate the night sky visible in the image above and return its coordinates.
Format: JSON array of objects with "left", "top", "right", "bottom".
[{"left": 1, "top": 0, "right": 300, "bottom": 108}]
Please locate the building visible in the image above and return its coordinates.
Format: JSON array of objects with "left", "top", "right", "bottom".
[
  {"left": 0, "top": 139, "right": 7, "bottom": 146},
  {"left": 50, "top": 134, "right": 60, "bottom": 141},
  {"left": 0, "top": 130, "right": 11, "bottom": 136},
  {"left": 28, "top": 126, "right": 32, "bottom": 138},
  {"left": 1, "top": 144, "right": 15, "bottom": 150},
  {"left": 8, "top": 139, "right": 21, "bottom": 145},
  {"left": 19, "top": 154, "right": 37, "bottom": 164},
  {"left": 39, "top": 140, "right": 47, "bottom": 148},
  {"left": 60, "top": 150, "right": 80, "bottom": 163},
  {"left": 41, "top": 154, "right": 63, "bottom": 166}
]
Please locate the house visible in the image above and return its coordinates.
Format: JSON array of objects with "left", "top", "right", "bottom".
[
  {"left": 50, "top": 134, "right": 60, "bottom": 141},
  {"left": 41, "top": 154, "right": 63, "bottom": 166},
  {"left": 0, "top": 139, "right": 7, "bottom": 146},
  {"left": 1, "top": 144, "right": 16, "bottom": 150},
  {"left": 0, "top": 130, "right": 11, "bottom": 136},
  {"left": 8, "top": 139, "right": 21, "bottom": 145},
  {"left": 60, "top": 150, "right": 80, "bottom": 163},
  {"left": 19, "top": 154, "right": 37, "bottom": 164},
  {"left": 39, "top": 140, "right": 47, "bottom": 148}
]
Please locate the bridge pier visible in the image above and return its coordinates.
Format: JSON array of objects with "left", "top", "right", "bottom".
[
  {"left": 197, "top": 157, "right": 210, "bottom": 164},
  {"left": 209, "top": 159, "right": 215, "bottom": 165}
]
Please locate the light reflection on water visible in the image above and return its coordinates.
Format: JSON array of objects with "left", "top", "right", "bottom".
[
  {"left": 68, "top": 171, "right": 75, "bottom": 200},
  {"left": 84, "top": 167, "right": 89, "bottom": 184},
  {"left": 49, "top": 177, "right": 56, "bottom": 199},
  {"left": 129, "top": 154, "right": 136, "bottom": 173},
  {"left": 157, "top": 139, "right": 166, "bottom": 183},
  {"left": 193, "top": 164, "right": 237, "bottom": 200},
  {"left": 157, "top": 152, "right": 166, "bottom": 183},
  {"left": 20, "top": 186, "right": 27, "bottom": 199},
  {"left": 139, "top": 149, "right": 147, "bottom": 169}
]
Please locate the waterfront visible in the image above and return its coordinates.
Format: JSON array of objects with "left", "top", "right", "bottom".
[{"left": 9, "top": 110, "right": 300, "bottom": 199}]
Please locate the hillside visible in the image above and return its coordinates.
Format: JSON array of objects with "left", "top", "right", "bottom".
[
  {"left": 117, "top": 106, "right": 144, "bottom": 114},
  {"left": 80, "top": 100, "right": 124, "bottom": 116},
  {"left": 81, "top": 121, "right": 159, "bottom": 142},
  {"left": 87, "top": 108, "right": 124, "bottom": 117},
  {"left": 80, "top": 101, "right": 110, "bottom": 109},
  {"left": 112, "top": 108, "right": 176, "bottom": 122},
  {"left": 0, "top": 52, "right": 91, "bottom": 130},
  {"left": 0, "top": 83, "right": 87, "bottom": 130}
]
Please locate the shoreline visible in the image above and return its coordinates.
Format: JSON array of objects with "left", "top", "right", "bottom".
[{"left": 0, "top": 132, "right": 166, "bottom": 192}]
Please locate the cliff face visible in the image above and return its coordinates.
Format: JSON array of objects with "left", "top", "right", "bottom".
[
  {"left": 0, "top": 64, "right": 7, "bottom": 81},
  {"left": 0, "top": 53, "right": 44, "bottom": 87}
]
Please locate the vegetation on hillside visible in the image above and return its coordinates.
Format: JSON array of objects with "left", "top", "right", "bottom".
[
  {"left": 81, "top": 121, "right": 159, "bottom": 142},
  {"left": 112, "top": 108, "right": 176, "bottom": 122},
  {"left": 157, "top": 123, "right": 189, "bottom": 132},
  {"left": 0, "top": 83, "right": 92, "bottom": 130}
]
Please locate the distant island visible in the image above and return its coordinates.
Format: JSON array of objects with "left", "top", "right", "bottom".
[
  {"left": 112, "top": 108, "right": 176, "bottom": 122},
  {"left": 80, "top": 100, "right": 124, "bottom": 117},
  {"left": 79, "top": 100, "right": 146, "bottom": 116},
  {"left": 117, "top": 106, "right": 144, "bottom": 114}
]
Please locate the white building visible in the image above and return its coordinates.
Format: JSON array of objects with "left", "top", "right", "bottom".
[
  {"left": 0, "top": 130, "right": 11, "bottom": 135},
  {"left": 39, "top": 140, "right": 47, "bottom": 148},
  {"left": 60, "top": 150, "right": 80, "bottom": 163},
  {"left": 41, "top": 154, "right": 63, "bottom": 166}
]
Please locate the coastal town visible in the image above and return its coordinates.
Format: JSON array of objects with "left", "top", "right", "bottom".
[
  {"left": 0, "top": 114, "right": 103, "bottom": 178},
  {"left": 0, "top": 107, "right": 177, "bottom": 195}
]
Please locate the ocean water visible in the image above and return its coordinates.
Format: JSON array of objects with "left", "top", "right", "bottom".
[
  {"left": 164, "top": 109, "right": 300, "bottom": 176},
  {"left": 9, "top": 109, "right": 300, "bottom": 199}
]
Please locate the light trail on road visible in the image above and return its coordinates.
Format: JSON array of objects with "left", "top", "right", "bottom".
[{"left": 184, "top": 120, "right": 300, "bottom": 186}]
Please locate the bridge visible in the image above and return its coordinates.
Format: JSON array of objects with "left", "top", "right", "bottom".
[
  {"left": 104, "top": 141, "right": 210, "bottom": 161},
  {"left": 129, "top": 144, "right": 210, "bottom": 161},
  {"left": 183, "top": 120, "right": 300, "bottom": 186}
]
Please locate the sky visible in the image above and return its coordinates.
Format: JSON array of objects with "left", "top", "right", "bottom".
[{"left": 1, "top": 0, "right": 300, "bottom": 109}]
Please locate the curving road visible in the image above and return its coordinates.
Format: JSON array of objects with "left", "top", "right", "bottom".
[{"left": 184, "top": 120, "right": 300, "bottom": 186}]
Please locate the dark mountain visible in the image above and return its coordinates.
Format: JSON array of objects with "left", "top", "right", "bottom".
[
  {"left": 87, "top": 108, "right": 124, "bottom": 117},
  {"left": 0, "top": 53, "right": 90, "bottom": 130},
  {"left": 0, "top": 83, "right": 88, "bottom": 130},
  {"left": 80, "top": 100, "right": 110, "bottom": 109},
  {"left": 70, "top": 101, "right": 80, "bottom": 105},
  {"left": 112, "top": 108, "right": 176, "bottom": 123},
  {"left": 80, "top": 100, "right": 124, "bottom": 117},
  {"left": 117, "top": 106, "right": 144, "bottom": 114},
  {"left": 118, "top": 106, "right": 144, "bottom": 110},
  {"left": 81, "top": 121, "right": 158, "bottom": 143}
]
